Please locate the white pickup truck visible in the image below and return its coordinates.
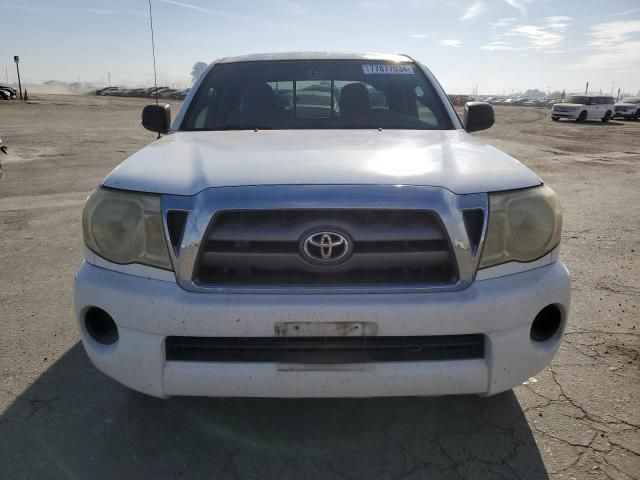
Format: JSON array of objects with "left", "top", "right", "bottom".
[{"left": 74, "top": 52, "right": 570, "bottom": 398}]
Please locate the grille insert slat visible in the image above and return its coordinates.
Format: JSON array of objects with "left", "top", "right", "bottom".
[
  {"left": 193, "top": 209, "right": 457, "bottom": 287},
  {"left": 165, "top": 335, "right": 485, "bottom": 363},
  {"left": 210, "top": 222, "right": 445, "bottom": 242}
]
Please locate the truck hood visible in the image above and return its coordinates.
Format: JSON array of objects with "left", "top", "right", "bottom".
[{"left": 103, "top": 130, "right": 541, "bottom": 195}]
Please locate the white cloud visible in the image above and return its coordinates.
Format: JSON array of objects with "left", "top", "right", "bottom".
[
  {"left": 504, "top": 0, "right": 527, "bottom": 16},
  {"left": 545, "top": 15, "right": 571, "bottom": 23},
  {"left": 571, "top": 41, "right": 640, "bottom": 70},
  {"left": 608, "top": 7, "right": 640, "bottom": 18},
  {"left": 544, "top": 15, "right": 572, "bottom": 30},
  {"left": 459, "top": 1, "right": 486, "bottom": 21},
  {"left": 586, "top": 20, "right": 640, "bottom": 48},
  {"left": 572, "top": 20, "right": 640, "bottom": 70},
  {"left": 160, "top": 0, "right": 210, "bottom": 13},
  {"left": 507, "top": 24, "right": 563, "bottom": 48},
  {"left": 409, "top": 32, "right": 430, "bottom": 38},
  {"left": 482, "top": 16, "right": 569, "bottom": 52},
  {"left": 491, "top": 17, "right": 517, "bottom": 28},
  {"left": 440, "top": 39, "right": 464, "bottom": 48},
  {"left": 480, "top": 41, "right": 517, "bottom": 51}
]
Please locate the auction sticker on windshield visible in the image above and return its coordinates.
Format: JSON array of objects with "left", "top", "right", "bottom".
[{"left": 362, "top": 64, "right": 415, "bottom": 74}]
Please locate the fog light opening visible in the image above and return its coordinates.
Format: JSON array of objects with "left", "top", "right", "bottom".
[
  {"left": 85, "top": 307, "right": 119, "bottom": 345},
  {"left": 530, "top": 305, "right": 562, "bottom": 342}
]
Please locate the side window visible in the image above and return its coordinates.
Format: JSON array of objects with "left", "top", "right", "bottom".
[
  {"left": 194, "top": 107, "right": 209, "bottom": 128},
  {"left": 414, "top": 86, "right": 437, "bottom": 126},
  {"left": 188, "top": 86, "right": 218, "bottom": 129}
]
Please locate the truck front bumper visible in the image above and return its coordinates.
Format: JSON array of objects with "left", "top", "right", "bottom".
[{"left": 74, "top": 260, "right": 570, "bottom": 398}]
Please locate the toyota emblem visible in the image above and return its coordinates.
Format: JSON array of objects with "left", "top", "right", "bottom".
[{"left": 301, "top": 231, "right": 352, "bottom": 265}]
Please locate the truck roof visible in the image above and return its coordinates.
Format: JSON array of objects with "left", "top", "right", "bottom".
[{"left": 215, "top": 51, "right": 412, "bottom": 64}]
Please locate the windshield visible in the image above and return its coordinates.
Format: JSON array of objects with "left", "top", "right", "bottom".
[
  {"left": 621, "top": 97, "right": 640, "bottom": 103},
  {"left": 564, "top": 96, "right": 589, "bottom": 105},
  {"left": 181, "top": 60, "right": 454, "bottom": 131}
]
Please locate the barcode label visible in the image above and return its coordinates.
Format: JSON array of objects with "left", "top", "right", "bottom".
[{"left": 362, "top": 64, "right": 415, "bottom": 75}]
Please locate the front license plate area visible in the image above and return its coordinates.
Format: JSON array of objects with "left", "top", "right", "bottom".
[{"left": 274, "top": 321, "right": 378, "bottom": 337}]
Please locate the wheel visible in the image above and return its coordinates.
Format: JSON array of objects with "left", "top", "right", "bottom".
[
  {"left": 576, "top": 111, "right": 587, "bottom": 122},
  {"left": 635, "top": 110, "right": 640, "bottom": 121},
  {"left": 551, "top": 116, "right": 559, "bottom": 121},
  {"left": 601, "top": 111, "right": 611, "bottom": 122}
]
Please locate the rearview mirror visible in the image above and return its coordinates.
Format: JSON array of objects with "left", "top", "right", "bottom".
[
  {"left": 464, "top": 102, "right": 494, "bottom": 133},
  {"left": 142, "top": 104, "right": 171, "bottom": 134}
]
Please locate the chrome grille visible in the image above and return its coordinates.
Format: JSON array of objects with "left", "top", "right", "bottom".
[{"left": 193, "top": 209, "right": 457, "bottom": 286}]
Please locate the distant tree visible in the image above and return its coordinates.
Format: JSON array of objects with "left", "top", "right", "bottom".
[
  {"left": 522, "top": 89, "right": 545, "bottom": 99},
  {"left": 191, "top": 62, "right": 208, "bottom": 83}
]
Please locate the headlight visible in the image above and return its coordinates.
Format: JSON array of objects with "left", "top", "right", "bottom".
[
  {"left": 82, "top": 187, "right": 172, "bottom": 270},
  {"left": 478, "top": 185, "right": 562, "bottom": 269}
]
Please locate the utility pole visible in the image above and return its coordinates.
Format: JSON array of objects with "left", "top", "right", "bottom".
[
  {"left": 108, "top": 72, "right": 111, "bottom": 87},
  {"left": 14, "top": 56, "right": 22, "bottom": 100},
  {"left": 585, "top": 81, "right": 589, "bottom": 94},
  {"left": 5, "top": 66, "right": 8, "bottom": 84}
]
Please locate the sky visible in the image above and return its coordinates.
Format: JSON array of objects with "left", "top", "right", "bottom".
[{"left": 1, "top": 0, "right": 639, "bottom": 95}]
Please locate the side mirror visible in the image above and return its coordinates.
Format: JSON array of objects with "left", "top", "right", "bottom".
[
  {"left": 142, "top": 104, "right": 171, "bottom": 134},
  {"left": 464, "top": 102, "right": 494, "bottom": 133}
]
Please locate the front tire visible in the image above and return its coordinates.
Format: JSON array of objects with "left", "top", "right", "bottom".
[
  {"left": 551, "top": 116, "right": 559, "bottom": 121},
  {"left": 634, "top": 110, "right": 640, "bottom": 121},
  {"left": 601, "top": 111, "right": 611, "bottom": 122},
  {"left": 576, "top": 111, "right": 587, "bottom": 122}
]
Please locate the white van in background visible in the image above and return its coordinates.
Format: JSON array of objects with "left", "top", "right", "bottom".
[{"left": 551, "top": 94, "right": 615, "bottom": 122}]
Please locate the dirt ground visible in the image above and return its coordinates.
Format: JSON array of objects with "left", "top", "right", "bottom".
[{"left": 0, "top": 94, "right": 638, "bottom": 479}]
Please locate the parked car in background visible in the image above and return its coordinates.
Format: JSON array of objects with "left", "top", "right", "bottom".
[
  {"left": 95, "top": 87, "right": 120, "bottom": 96},
  {"left": 171, "top": 88, "right": 190, "bottom": 100},
  {"left": 448, "top": 95, "right": 473, "bottom": 106},
  {"left": 0, "top": 85, "right": 18, "bottom": 100},
  {"left": 550, "top": 94, "right": 614, "bottom": 122},
  {"left": 96, "top": 86, "right": 191, "bottom": 100},
  {"left": 613, "top": 97, "right": 640, "bottom": 120}
]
